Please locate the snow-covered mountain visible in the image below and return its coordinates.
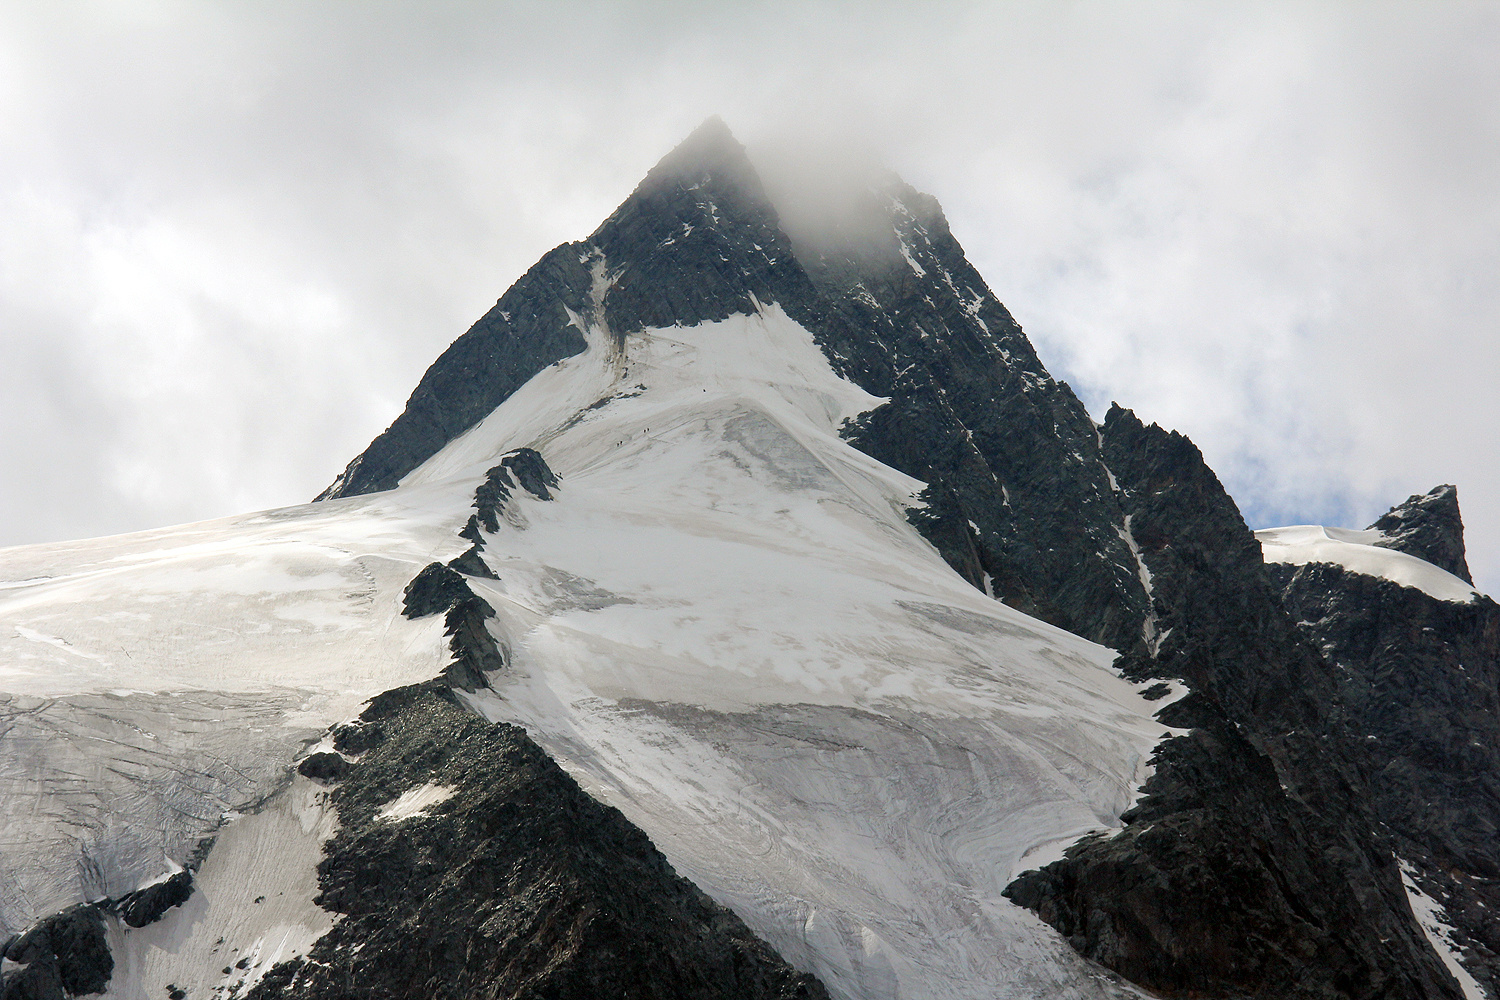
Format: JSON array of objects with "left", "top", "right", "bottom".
[{"left": 0, "top": 119, "right": 1493, "bottom": 1000}]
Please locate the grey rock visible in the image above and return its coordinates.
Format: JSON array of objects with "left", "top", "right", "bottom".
[
  {"left": 1369, "top": 484, "right": 1474, "bottom": 584},
  {"left": 307, "top": 118, "right": 1492, "bottom": 1000},
  {"left": 400, "top": 563, "right": 472, "bottom": 619},
  {"left": 297, "top": 752, "right": 350, "bottom": 784},
  {"left": 245, "top": 687, "right": 829, "bottom": 1000},
  {"left": 108, "top": 872, "right": 192, "bottom": 929},
  {"left": 0, "top": 905, "right": 111, "bottom": 998},
  {"left": 1006, "top": 405, "right": 1459, "bottom": 1000},
  {"left": 1268, "top": 529, "right": 1500, "bottom": 994}
]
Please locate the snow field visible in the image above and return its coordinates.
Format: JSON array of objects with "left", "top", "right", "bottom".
[
  {"left": 0, "top": 300, "right": 1178, "bottom": 1000},
  {"left": 376, "top": 782, "right": 457, "bottom": 821},
  {"left": 101, "top": 775, "right": 338, "bottom": 1000},
  {"left": 1399, "top": 860, "right": 1488, "bottom": 1000},
  {"left": 423, "top": 302, "right": 1176, "bottom": 998},
  {"left": 0, "top": 487, "right": 464, "bottom": 930}
]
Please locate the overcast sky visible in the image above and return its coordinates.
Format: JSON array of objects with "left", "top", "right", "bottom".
[{"left": 2, "top": 1, "right": 1497, "bottom": 591}]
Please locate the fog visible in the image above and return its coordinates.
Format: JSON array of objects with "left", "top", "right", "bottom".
[{"left": 1, "top": 2, "right": 1496, "bottom": 590}]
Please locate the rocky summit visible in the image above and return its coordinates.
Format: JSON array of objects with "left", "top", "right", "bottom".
[{"left": 0, "top": 119, "right": 1493, "bottom": 1000}]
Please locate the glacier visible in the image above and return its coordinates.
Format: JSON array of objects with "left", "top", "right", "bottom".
[{"left": 0, "top": 299, "right": 1173, "bottom": 999}]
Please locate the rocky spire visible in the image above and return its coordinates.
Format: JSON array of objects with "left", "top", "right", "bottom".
[
  {"left": 631, "top": 116, "right": 763, "bottom": 198},
  {"left": 316, "top": 117, "right": 790, "bottom": 501},
  {"left": 1369, "top": 484, "right": 1473, "bottom": 584},
  {"left": 316, "top": 118, "right": 1150, "bottom": 649}
]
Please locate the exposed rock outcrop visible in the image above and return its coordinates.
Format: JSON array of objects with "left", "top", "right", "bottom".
[
  {"left": 0, "top": 905, "right": 111, "bottom": 999},
  {"left": 247, "top": 687, "right": 830, "bottom": 1000},
  {"left": 319, "top": 119, "right": 1148, "bottom": 651},
  {"left": 310, "top": 118, "right": 1489, "bottom": 1000},
  {"left": 1267, "top": 494, "right": 1500, "bottom": 995},
  {"left": 1369, "top": 485, "right": 1474, "bottom": 584},
  {"left": 314, "top": 247, "right": 593, "bottom": 499},
  {"left": 106, "top": 872, "right": 193, "bottom": 930},
  {"left": 1007, "top": 406, "right": 1463, "bottom": 1000}
]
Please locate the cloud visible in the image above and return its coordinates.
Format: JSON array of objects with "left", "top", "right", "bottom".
[{"left": 0, "top": 1, "right": 1496, "bottom": 591}]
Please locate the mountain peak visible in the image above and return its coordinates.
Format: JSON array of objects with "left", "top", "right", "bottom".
[
  {"left": 634, "top": 116, "right": 763, "bottom": 200},
  {"left": 1369, "top": 483, "right": 1474, "bottom": 584}
]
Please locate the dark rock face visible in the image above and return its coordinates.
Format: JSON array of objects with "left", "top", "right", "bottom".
[
  {"left": 0, "top": 870, "right": 195, "bottom": 997},
  {"left": 281, "top": 442, "right": 828, "bottom": 997},
  {"left": 404, "top": 447, "right": 564, "bottom": 691},
  {"left": 401, "top": 562, "right": 472, "bottom": 619},
  {"left": 315, "top": 243, "right": 593, "bottom": 499},
  {"left": 308, "top": 118, "right": 1494, "bottom": 998},
  {"left": 1007, "top": 714, "right": 1409, "bottom": 1000},
  {"left": 438, "top": 594, "right": 507, "bottom": 691},
  {"left": 1369, "top": 484, "right": 1474, "bottom": 584},
  {"left": 1268, "top": 535, "right": 1500, "bottom": 993},
  {"left": 397, "top": 567, "right": 505, "bottom": 693},
  {"left": 1098, "top": 404, "right": 1338, "bottom": 730},
  {"left": 297, "top": 751, "right": 350, "bottom": 783},
  {"left": 475, "top": 447, "right": 558, "bottom": 520},
  {"left": 107, "top": 872, "right": 193, "bottom": 929},
  {"left": 245, "top": 688, "right": 829, "bottom": 1000},
  {"left": 397, "top": 561, "right": 505, "bottom": 691},
  {"left": 472, "top": 446, "right": 560, "bottom": 535},
  {"left": 0, "top": 905, "right": 111, "bottom": 999},
  {"left": 791, "top": 182, "right": 1148, "bottom": 651},
  {"left": 444, "top": 544, "right": 496, "bottom": 579},
  {"left": 1007, "top": 406, "right": 1462, "bottom": 1000},
  {"left": 592, "top": 117, "right": 814, "bottom": 339},
  {"left": 592, "top": 135, "right": 1151, "bottom": 650}
]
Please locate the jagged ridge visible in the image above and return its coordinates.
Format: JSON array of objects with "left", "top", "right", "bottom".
[
  {"left": 1006, "top": 405, "right": 1461, "bottom": 1000},
  {"left": 1370, "top": 485, "right": 1474, "bottom": 585},
  {"left": 319, "top": 118, "right": 1148, "bottom": 651}
]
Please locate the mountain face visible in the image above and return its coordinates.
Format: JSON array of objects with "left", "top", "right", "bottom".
[
  {"left": 1261, "top": 487, "right": 1500, "bottom": 996},
  {"left": 320, "top": 118, "right": 1151, "bottom": 653},
  {"left": 1009, "top": 410, "right": 1464, "bottom": 1000},
  {"left": 0, "top": 119, "right": 1493, "bottom": 1000},
  {"left": 1368, "top": 485, "right": 1475, "bottom": 584}
]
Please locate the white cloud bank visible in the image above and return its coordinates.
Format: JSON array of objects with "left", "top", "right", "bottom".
[{"left": 0, "top": 1, "right": 1496, "bottom": 592}]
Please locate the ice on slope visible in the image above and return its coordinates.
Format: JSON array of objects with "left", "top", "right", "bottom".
[
  {"left": 1255, "top": 524, "right": 1478, "bottom": 603},
  {"left": 377, "top": 782, "right": 457, "bottom": 821},
  {"left": 102, "top": 775, "right": 338, "bottom": 1000},
  {"left": 412, "top": 303, "right": 1173, "bottom": 999},
  {"left": 1399, "top": 860, "right": 1487, "bottom": 1000},
  {"left": 0, "top": 485, "right": 467, "bottom": 931},
  {"left": 0, "top": 300, "right": 1172, "bottom": 1000}
]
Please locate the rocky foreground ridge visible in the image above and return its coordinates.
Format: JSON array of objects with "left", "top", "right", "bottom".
[{"left": 1, "top": 119, "right": 1493, "bottom": 1000}]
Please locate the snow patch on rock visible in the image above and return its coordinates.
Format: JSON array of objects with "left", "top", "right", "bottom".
[
  {"left": 433, "top": 307, "right": 1177, "bottom": 998},
  {"left": 2, "top": 303, "right": 1176, "bottom": 1000},
  {"left": 1256, "top": 525, "right": 1479, "bottom": 603},
  {"left": 102, "top": 775, "right": 337, "bottom": 1000},
  {"left": 376, "top": 783, "right": 457, "bottom": 822},
  {"left": 1398, "top": 859, "right": 1487, "bottom": 1000}
]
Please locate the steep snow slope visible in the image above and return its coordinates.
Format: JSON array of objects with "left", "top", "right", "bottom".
[
  {"left": 406, "top": 302, "right": 1177, "bottom": 999},
  {"left": 0, "top": 300, "right": 1173, "bottom": 1000}
]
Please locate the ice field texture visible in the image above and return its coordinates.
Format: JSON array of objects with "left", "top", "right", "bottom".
[{"left": 0, "top": 304, "right": 1177, "bottom": 999}]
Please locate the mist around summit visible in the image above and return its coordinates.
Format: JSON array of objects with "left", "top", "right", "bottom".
[
  {"left": 0, "top": 116, "right": 1495, "bottom": 1000},
  {"left": 2, "top": 4, "right": 1496, "bottom": 593}
]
